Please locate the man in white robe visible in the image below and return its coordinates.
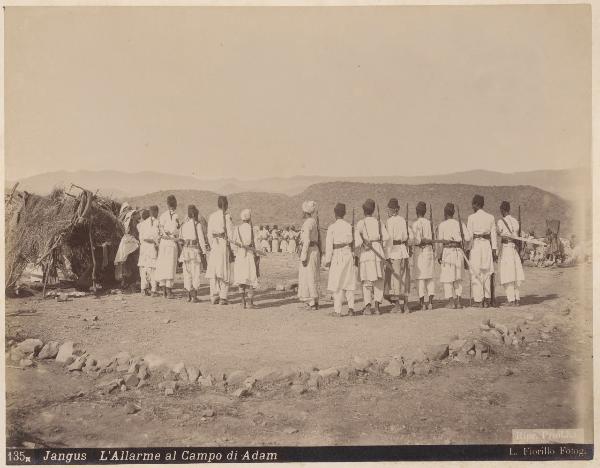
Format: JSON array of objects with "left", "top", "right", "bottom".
[
  {"left": 324, "top": 203, "right": 357, "bottom": 317},
  {"left": 287, "top": 227, "right": 298, "bottom": 253},
  {"left": 497, "top": 201, "right": 525, "bottom": 306},
  {"left": 355, "top": 198, "right": 390, "bottom": 315},
  {"left": 466, "top": 194, "right": 498, "bottom": 308},
  {"left": 271, "top": 226, "right": 280, "bottom": 253},
  {"left": 206, "top": 196, "right": 235, "bottom": 305},
  {"left": 298, "top": 201, "right": 321, "bottom": 310},
  {"left": 138, "top": 205, "right": 160, "bottom": 296},
  {"left": 178, "top": 204, "right": 208, "bottom": 303},
  {"left": 412, "top": 201, "right": 435, "bottom": 311},
  {"left": 156, "top": 195, "right": 180, "bottom": 299},
  {"left": 437, "top": 203, "right": 472, "bottom": 309},
  {"left": 233, "top": 209, "right": 259, "bottom": 309},
  {"left": 384, "top": 198, "right": 413, "bottom": 313}
]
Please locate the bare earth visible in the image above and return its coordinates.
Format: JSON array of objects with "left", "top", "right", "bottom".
[{"left": 5, "top": 255, "right": 593, "bottom": 447}]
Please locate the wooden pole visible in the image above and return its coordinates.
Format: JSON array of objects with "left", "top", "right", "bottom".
[
  {"left": 41, "top": 258, "right": 51, "bottom": 299},
  {"left": 7, "top": 182, "right": 19, "bottom": 203},
  {"left": 88, "top": 216, "right": 97, "bottom": 292}
]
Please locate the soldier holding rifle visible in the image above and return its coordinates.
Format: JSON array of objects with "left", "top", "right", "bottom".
[
  {"left": 298, "top": 201, "right": 321, "bottom": 310},
  {"left": 412, "top": 201, "right": 436, "bottom": 311},
  {"left": 497, "top": 201, "right": 525, "bottom": 306},
  {"left": 384, "top": 198, "right": 413, "bottom": 313},
  {"left": 206, "top": 195, "right": 235, "bottom": 305},
  {"left": 178, "top": 204, "right": 208, "bottom": 303}
]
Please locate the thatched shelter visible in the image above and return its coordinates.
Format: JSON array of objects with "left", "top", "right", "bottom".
[{"left": 5, "top": 188, "right": 124, "bottom": 292}]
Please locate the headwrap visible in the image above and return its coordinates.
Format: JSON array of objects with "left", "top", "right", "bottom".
[
  {"left": 444, "top": 203, "right": 455, "bottom": 217},
  {"left": 241, "top": 208, "right": 251, "bottom": 221},
  {"left": 500, "top": 201, "right": 510, "bottom": 212},
  {"left": 302, "top": 200, "right": 317, "bottom": 215},
  {"left": 119, "top": 202, "right": 131, "bottom": 216},
  {"left": 362, "top": 198, "right": 375, "bottom": 214},
  {"left": 416, "top": 201, "right": 427, "bottom": 216},
  {"left": 472, "top": 194, "right": 484, "bottom": 208},
  {"left": 334, "top": 202, "right": 346, "bottom": 218},
  {"left": 387, "top": 198, "right": 400, "bottom": 210}
]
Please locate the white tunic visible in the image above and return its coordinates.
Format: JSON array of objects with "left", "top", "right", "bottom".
[
  {"left": 497, "top": 215, "right": 525, "bottom": 285},
  {"left": 298, "top": 217, "right": 321, "bottom": 299},
  {"left": 258, "top": 229, "right": 270, "bottom": 251},
  {"left": 233, "top": 222, "right": 259, "bottom": 287},
  {"left": 437, "top": 218, "right": 472, "bottom": 283},
  {"left": 385, "top": 215, "right": 412, "bottom": 260},
  {"left": 412, "top": 217, "right": 434, "bottom": 280},
  {"left": 155, "top": 210, "right": 180, "bottom": 281},
  {"left": 178, "top": 218, "right": 208, "bottom": 263},
  {"left": 205, "top": 209, "right": 234, "bottom": 282},
  {"left": 324, "top": 219, "right": 357, "bottom": 292},
  {"left": 355, "top": 217, "right": 390, "bottom": 282},
  {"left": 467, "top": 209, "right": 497, "bottom": 275},
  {"left": 137, "top": 216, "right": 159, "bottom": 268}
]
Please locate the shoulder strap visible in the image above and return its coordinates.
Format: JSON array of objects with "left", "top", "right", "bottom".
[{"left": 500, "top": 217, "right": 513, "bottom": 234}]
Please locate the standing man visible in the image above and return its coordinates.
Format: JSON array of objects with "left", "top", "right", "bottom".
[
  {"left": 467, "top": 194, "right": 497, "bottom": 308},
  {"left": 179, "top": 205, "right": 208, "bottom": 303},
  {"left": 412, "top": 202, "right": 435, "bottom": 311},
  {"left": 437, "top": 203, "right": 472, "bottom": 309},
  {"left": 280, "top": 226, "right": 289, "bottom": 254},
  {"left": 288, "top": 226, "right": 298, "bottom": 253},
  {"left": 384, "top": 198, "right": 412, "bottom": 313},
  {"left": 324, "top": 203, "right": 357, "bottom": 317},
  {"left": 298, "top": 201, "right": 321, "bottom": 310},
  {"left": 138, "top": 205, "right": 160, "bottom": 296},
  {"left": 497, "top": 201, "right": 525, "bottom": 306},
  {"left": 206, "top": 196, "right": 235, "bottom": 305},
  {"left": 258, "top": 225, "right": 270, "bottom": 253},
  {"left": 156, "top": 195, "right": 180, "bottom": 299},
  {"left": 271, "top": 225, "right": 280, "bottom": 253},
  {"left": 355, "top": 198, "right": 390, "bottom": 315},
  {"left": 233, "top": 209, "right": 259, "bottom": 309}
]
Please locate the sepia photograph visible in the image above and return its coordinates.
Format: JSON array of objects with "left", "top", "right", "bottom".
[{"left": 2, "top": 1, "right": 596, "bottom": 463}]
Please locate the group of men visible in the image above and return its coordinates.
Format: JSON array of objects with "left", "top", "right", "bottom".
[
  {"left": 256, "top": 225, "right": 299, "bottom": 254},
  {"left": 298, "top": 195, "right": 526, "bottom": 317},
  {"left": 117, "top": 193, "right": 526, "bottom": 316},
  {"left": 126, "top": 195, "right": 260, "bottom": 308}
]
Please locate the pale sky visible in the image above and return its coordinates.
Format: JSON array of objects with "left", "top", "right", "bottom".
[{"left": 5, "top": 5, "right": 591, "bottom": 181}]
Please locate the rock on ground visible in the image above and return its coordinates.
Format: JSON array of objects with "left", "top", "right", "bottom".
[
  {"left": 16, "top": 339, "right": 43, "bottom": 356},
  {"left": 37, "top": 341, "right": 60, "bottom": 360}
]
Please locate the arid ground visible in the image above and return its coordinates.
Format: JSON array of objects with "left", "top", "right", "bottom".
[{"left": 5, "top": 255, "right": 593, "bottom": 447}]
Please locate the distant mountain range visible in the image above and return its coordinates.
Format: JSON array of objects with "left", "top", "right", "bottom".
[
  {"left": 126, "top": 181, "right": 583, "bottom": 237},
  {"left": 7, "top": 167, "right": 590, "bottom": 202}
]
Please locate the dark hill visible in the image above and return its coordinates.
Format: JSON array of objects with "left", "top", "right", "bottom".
[{"left": 127, "top": 182, "right": 577, "bottom": 237}]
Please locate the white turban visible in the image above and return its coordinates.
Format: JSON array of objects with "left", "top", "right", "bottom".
[
  {"left": 119, "top": 202, "right": 131, "bottom": 216},
  {"left": 302, "top": 200, "right": 316, "bottom": 215},
  {"left": 240, "top": 208, "right": 251, "bottom": 221}
]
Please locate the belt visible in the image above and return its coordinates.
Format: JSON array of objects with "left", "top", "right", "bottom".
[
  {"left": 308, "top": 241, "right": 319, "bottom": 247},
  {"left": 183, "top": 239, "right": 199, "bottom": 247},
  {"left": 333, "top": 242, "right": 351, "bottom": 249},
  {"left": 473, "top": 233, "right": 491, "bottom": 240},
  {"left": 212, "top": 233, "right": 226, "bottom": 239},
  {"left": 443, "top": 241, "right": 462, "bottom": 248},
  {"left": 501, "top": 239, "right": 515, "bottom": 245},
  {"left": 392, "top": 240, "right": 407, "bottom": 246}
]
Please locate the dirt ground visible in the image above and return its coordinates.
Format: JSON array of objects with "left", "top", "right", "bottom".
[{"left": 5, "top": 254, "right": 594, "bottom": 447}]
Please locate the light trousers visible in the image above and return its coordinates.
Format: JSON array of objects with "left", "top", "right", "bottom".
[
  {"left": 471, "top": 273, "right": 491, "bottom": 302},
  {"left": 182, "top": 260, "right": 202, "bottom": 291},
  {"left": 362, "top": 279, "right": 384, "bottom": 305},
  {"left": 417, "top": 278, "right": 435, "bottom": 298},
  {"left": 504, "top": 282, "right": 521, "bottom": 302},
  {"left": 210, "top": 278, "right": 229, "bottom": 300},
  {"left": 333, "top": 289, "right": 355, "bottom": 315},
  {"left": 159, "top": 279, "right": 174, "bottom": 288},
  {"left": 139, "top": 267, "right": 157, "bottom": 292},
  {"left": 443, "top": 280, "right": 463, "bottom": 299}
]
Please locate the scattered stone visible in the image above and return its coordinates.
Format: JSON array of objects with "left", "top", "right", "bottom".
[
  {"left": 449, "top": 339, "right": 467, "bottom": 355},
  {"left": 232, "top": 387, "right": 251, "bottom": 398},
  {"left": 495, "top": 324, "right": 509, "bottom": 336},
  {"left": 164, "top": 388, "right": 174, "bottom": 396},
  {"left": 137, "top": 364, "right": 150, "bottom": 381},
  {"left": 10, "top": 348, "right": 26, "bottom": 363},
  {"left": 120, "top": 384, "right": 127, "bottom": 392},
  {"left": 187, "top": 366, "right": 200, "bottom": 383},
  {"left": 55, "top": 342, "right": 75, "bottom": 363},
  {"left": 124, "top": 373, "right": 140, "bottom": 388},
  {"left": 275, "top": 284, "right": 285, "bottom": 291},
  {"left": 283, "top": 427, "right": 299, "bottom": 434},
  {"left": 16, "top": 338, "right": 43, "bottom": 356},
  {"left": 201, "top": 409, "right": 215, "bottom": 418},
  {"left": 502, "top": 368, "right": 514, "bottom": 376},
  {"left": 291, "top": 384, "right": 307, "bottom": 395},
  {"left": 19, "top": 359, "right": 34, "bottom": 368},
  {"left": 173, "top": 362, "right": 189, "bottom": 382},
  {"left": 561, "top": 307, "right": 571, "bottom": 316},
  {"left": 125, "top": 402, "right": 140, "bottom": 414},
  {"left": 198, "top": 375, "right": 215, "bottom": 387},
  {"left": 158, "top": 380, "right": 178, "bottom": 391},
  {"left": 307, "top": 372, "right": 322, "bottom": 390},
  {"left": 128, "top": 361, "right": 141, "bottom": 375},
  {"left": 424, "top": 344, "right": 449, "bottom": 361},
  {"left": 318, "top": 367, "right": 339, "bottom": 383},
  {"left": 541, "top": 332, "right": 551, "bottom": 340},
  {"left": 143, "top": 354, "right": 166, "bottom": 370},
  {"left": 413, "top": 363, "right": 432, "bottom": 376},
  {"left": 384, "top": 359, "right": 406, "bottom": 378},
  {"left": 162, "top": 319, "right": 172, "bottom": 324},
  {"left": 540, "top": 350, "right": 551, "bottom": 357},
  {"left": 114, "top": 351, "right": 131, "bottom": 367},
  {"left": 251, "top": 366, "right": 282, "bottom": 384},
  {"left": 226, "top": 370, "right": 246, "bottom": 387},
  {"left": 337, "top": 366, "right": 356, "bottom": 380},
  {"left": 137, "top": 380, "right": 149, "bottom": 389},
  {"left": 352, "top": 356, "right": 371, "bottom": 372},
  {"left": 67, "top": 354, "right": 88, "bottom": 372}
]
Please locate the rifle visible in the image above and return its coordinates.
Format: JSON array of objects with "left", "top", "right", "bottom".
[
  {"left": 316, "top": 209, "right": 322, "bottom": 258},
  {"left": 222, "top": 208, "right": 235, "bottom": 266},
  {"left": 359, "top": 231, "right": 402, "bottom": 281},
  {"left": 517, "top": 205, "right": 522, "bottom": 256},
  {"left": 405, "top": 203, "right": 412, "bottom": 256},
  {"left": 376, "top": 203, "right": 384, "bottom": 246},
  {"left": 351, "top": 208, "right": 358, "bottom": 267},
  {"left": 429, "top": 203, "right": 435, "bottom": 242},
  {"left": 250, "top": 220, "right": 261, "bottom": 277},
  {"left": 457, "top": 205, "right": 472, "bottom": 306}
]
